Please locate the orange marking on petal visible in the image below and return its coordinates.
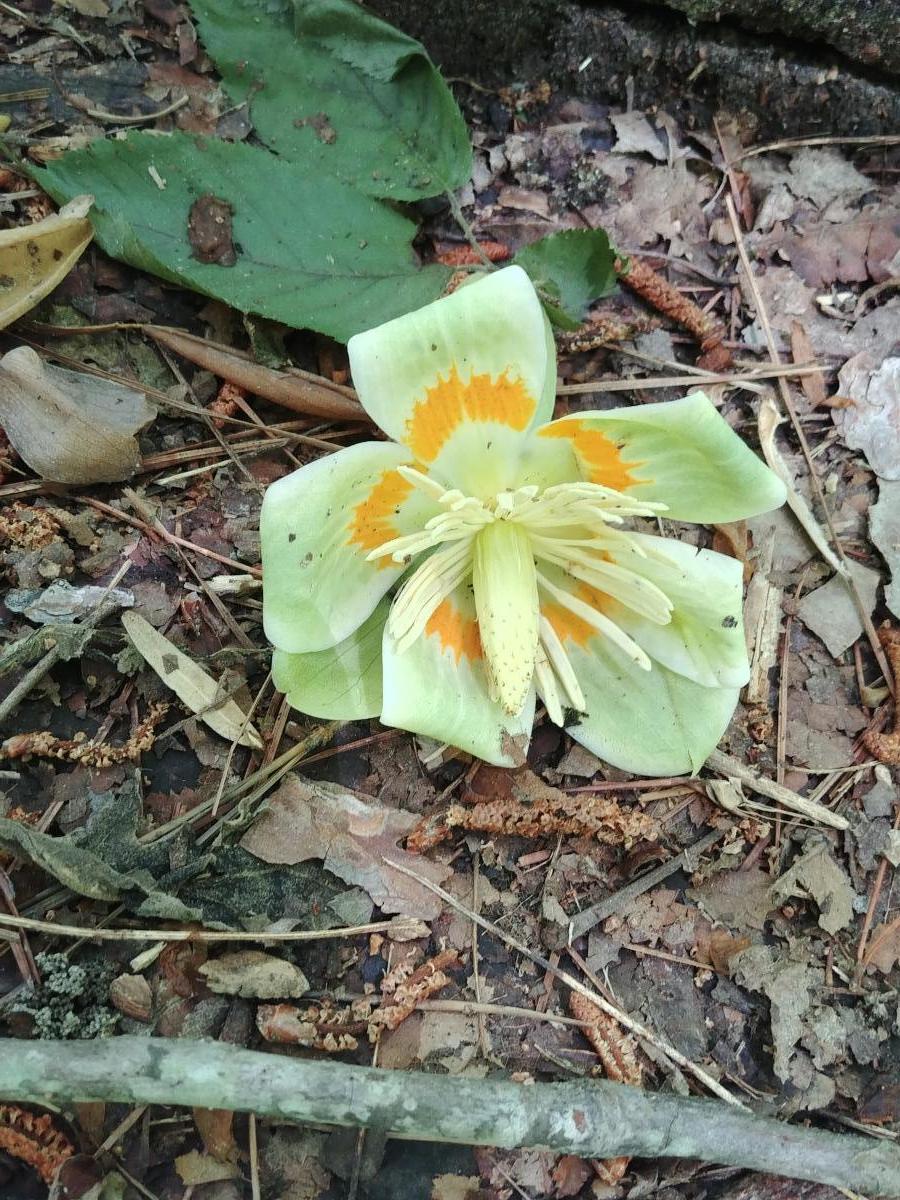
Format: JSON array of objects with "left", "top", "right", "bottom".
[
  {"left": 406, "top": 366, "right": 536, "bottom": 462},
  {"left": 539, "top": 420, "right": 643, "bottom": 491},
  {"left": 347, "top": 469, "right": 414, "bottom": 567},
  {"left": 425, "top": 598, "right": 483, "bottom": 662},
  {"left": 542, "top": 584, "right": 610, "bottom": 648}
]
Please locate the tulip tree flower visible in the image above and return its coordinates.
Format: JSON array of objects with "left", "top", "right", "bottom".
[{"left": 262, "top": 267, "right": 786, "bottom": 774}]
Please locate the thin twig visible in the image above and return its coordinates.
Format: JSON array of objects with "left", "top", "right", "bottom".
[
  {"left": 211, "top": 671, "right": 271, "bottom": 817},
  {"left": 249, "top": 1113, "right": 261, "bottom": 1200},
  {"left": 85, "top": 95, "right": 188, "bottom": 125},
  {"left": 706, "top": 750, "right": 848, "bottom": 830},
  {"left": 0, "top": 912, "right": 427, "bottom": 944},
  {"left": 445, "top": 190, "right": 495, "bottom": 269},
  {"left": 727, "top": 133, "right": 900, "bottom": 166},
  {"left": 556, "top": 363, "right": 824, "bottom": 395},
  {"left": 569, "top": 827, "right": 726, "bottom": 939},
  {"left": 0, "top": 560, "right": 131, "bottom": 725}
]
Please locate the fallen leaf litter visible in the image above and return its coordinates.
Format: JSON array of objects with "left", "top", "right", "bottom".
[{"left": 1, "top": 7, "right": 900, "bottom": 1197}]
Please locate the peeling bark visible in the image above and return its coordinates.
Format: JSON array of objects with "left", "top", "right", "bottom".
[{"left": 0, "top": 1038, "right": 899, "bottom": 1195}]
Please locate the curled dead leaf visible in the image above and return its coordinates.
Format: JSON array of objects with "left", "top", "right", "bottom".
[
  {"left": 175, "top": 1149, "right": 239, "bottom": 1186},
  {"left": 199, "top": 950, "right": 310, "bottom": 999},
  {"left": 240, "top": 775, "right": 451, "bottom": 918},
  {"left": 0, "top": 347, "right": 156, "bottom": 483},
  {"left": 0, "top": 195, "right": 93, "bottom": 329},
  {"left": 122, "top": 611, "right": 263, "bottom": 749}
]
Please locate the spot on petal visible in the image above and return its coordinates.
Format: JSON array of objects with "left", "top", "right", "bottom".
[
  {"left": 405, "top": 366, "right": 536, "bottom": 462},
  {"left": 348, "top": 469, "right": 414, "bottom": 566},
  {"left": 425, "top": 597, "right": 483, "bottom": 662},
  {"left": 539, "top": 419, "right": 644, "bottom": 491}
]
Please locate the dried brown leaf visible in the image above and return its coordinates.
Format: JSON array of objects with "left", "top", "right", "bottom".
[
  {"left": 240, "top": 775, "right": 451, "bottom": 918},
  {"left": 0, "top": 346, "right": 156, "bottom": 484},
  {"left": 147, "top": 325, "right": 365, "bottom": 422},
  {"left": 771, "top": 841, "right": 854, "bottom": 934},
  {"left": 122, "top": 612, "right": 263, "bottom": 749},
  {"left": 833, "top": 353, "right": 900, "bottom": 481},
  {"left": 864, "top": 918, "right": 900, "bottom": 975},
  {"left": 790, "top": 323, "right": 826, "bottom": 409},
  {"left": 758, "top": 393, "right": 845, "bottom": 576},
  {"left": 551, "top": 1155, "right": 593, "bottom": 1196},
  {"left": 175, "top": 1149, "right": 239, "bottom": 1185},
  {"left": 199, "top": 950, "right": 310, "bottom": 999},
  {"left": 193, "top": 1107, "right": 238, "bottom": 1164}
]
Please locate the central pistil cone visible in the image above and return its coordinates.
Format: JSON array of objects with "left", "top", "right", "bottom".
[{"left": 473, "top": 521, "right": 539, "bottom": 715}]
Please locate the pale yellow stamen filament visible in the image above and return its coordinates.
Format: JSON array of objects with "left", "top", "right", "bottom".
[
  {"left": 534, "top": 647, "right": 565, "bottom": 727},
  {"left": 531, "top": 536, "right": 672, "bottom": 625},
  {"left": 538, "top": 615, "right": 586, "bottom": 711},
  {"left": 536, "top": 570, "right": 652, "bottom": 670},
  {"left": 389, "top": 539, "right": 475, "bottom": 652}
]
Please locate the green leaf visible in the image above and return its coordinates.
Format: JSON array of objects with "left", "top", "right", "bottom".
[
  {"left": 189, "top": 0, "right": 472, "bottom": 200},
  {"left": 38, "top": 132, "right": 451, "bottom": 343},
  {"left": 514, "top": 228, "right": 618, "bottom": 330},
  {"left": 0, "top": 814, "right": 198, "bottom": 916}
]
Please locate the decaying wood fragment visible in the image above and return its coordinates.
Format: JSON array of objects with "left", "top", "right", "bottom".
[{"left": 743, "top": 538, "right": 783, "bottom": 705}]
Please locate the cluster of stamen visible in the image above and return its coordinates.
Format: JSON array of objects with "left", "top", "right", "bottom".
[{"left": 366, "top": 465, "right": 673, "bottom": 722}]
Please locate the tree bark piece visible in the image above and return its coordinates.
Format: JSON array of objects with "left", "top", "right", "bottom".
[
  {"left": 1, "top": 1037, "right": 899, "bottom": 1195},
  {"left": 659, "top": 0, "right": 899, "bottom": 76},
  {"left": 370, "top": 1, "right": 900, "bottom": 138}
]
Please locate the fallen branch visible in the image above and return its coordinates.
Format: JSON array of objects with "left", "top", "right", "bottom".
[{"left": 0, "top": 1038, "right": 898, "bottom": 1195}]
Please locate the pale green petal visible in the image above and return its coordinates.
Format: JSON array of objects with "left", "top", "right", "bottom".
[
  {"left": 380, "top": 584, "right": 534, "bottom": 766},
  {"left": 261, "top": 441, "right": 436, "bottom": 654},
  {"left": 272, "top": 599, "right": 387, "bottom": 720},
  {"left": 565, "top": 636, "right": 739, "bottom": 776},
  {"left": 611, "top": 534, "right": 750, "bottom": 689},
  {"left": 348, "top": 266, "right": 555, "bottom": 494},
  {"left": 538, "top": 391, "right": 787, "bottom": 522}
]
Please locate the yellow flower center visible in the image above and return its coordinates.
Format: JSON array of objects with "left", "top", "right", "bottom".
[{"left": 366, "top": 467, "right": 673, "bottom": 721}]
